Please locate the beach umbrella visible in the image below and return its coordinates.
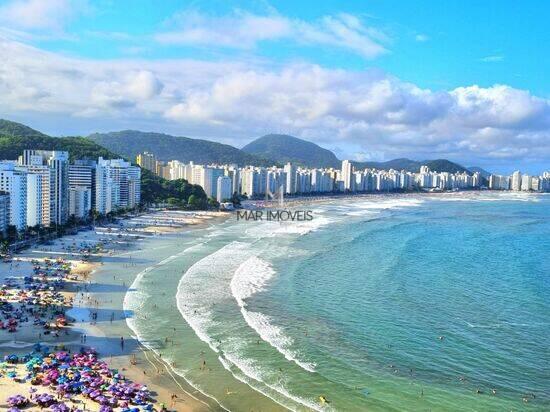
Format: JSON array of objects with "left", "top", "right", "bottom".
[
  {"left": 50, "top": 403, "right": 70, "bottom": 412},
  {"left": 6, "top": 394, "right": 28, "bottom": 408}
]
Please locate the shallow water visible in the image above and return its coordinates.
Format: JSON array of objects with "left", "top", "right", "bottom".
[{"left": 125, "top": 192, "right": 550, "bottom": 411}]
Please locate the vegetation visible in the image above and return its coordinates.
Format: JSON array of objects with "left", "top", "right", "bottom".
[
  {"left": 88, "top": 130, "right": 274, "bottom": 167},
  {"left": 0, "top": 121, "right": 118, "bottom": 162},
  {"left": 242, "top": 134, "right": 341, "bottom": 168},
  {"left": 140, "top": 168, "right": 208, "bottom": 208},
  {"left": 354, "top": 158, "right": 473, "bottom": 175}
]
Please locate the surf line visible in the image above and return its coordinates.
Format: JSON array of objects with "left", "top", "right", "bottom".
[{"left": 139, "top": 341, "right": 230, "bottom": 411}]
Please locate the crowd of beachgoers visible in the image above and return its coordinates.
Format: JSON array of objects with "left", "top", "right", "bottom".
[{"left": 0, "top": 210, "right": 224, "bottom": 411}]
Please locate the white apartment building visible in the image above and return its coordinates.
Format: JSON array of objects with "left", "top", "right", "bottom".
[
  {"left": 69, "top": 187, "right": 92, "bottom": 219},
  {"left": 20, "top": 150, "right": 69, "bottom": 225},
  {"left": 284, "top": 163, "right": 297, "bottom": 194},
  {"left": 542, "top": 172, "right": 550, "bottom": 192},
  {"left": 216, "top": 176, "right": 232, "bottom": 203},
  {"left": 96, "top": 158, "right": 141, "bottom": 214},
  {"left": 69, "top": 160, "right": 95, "bottom": 214},
  {"left": 0, "top": 163, "right": 27, "bottom": 230},
  {"left": 199, "top": 167, "right": 225, "bottom": 199},
  {"left": 18, "top": 165, "right": 51, "bottom": 227},
  {"left": 489, "top": 174, "right": 510, "bottom": 190},
  {"left": 511, "top": 171, "right": 522, "bottom": 191},
  {"left": 25, "top": 173, "right": 43, "bottom": 227},
  {"left": 341, "top": 160, "right": 354, "bottom": 191}
]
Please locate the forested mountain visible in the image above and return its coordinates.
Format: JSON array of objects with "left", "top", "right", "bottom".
[
  {"left": 243, "top": 134, "right": 472, "bottom": 174},
  {"left": 0, "top": 120, "right": 117, "bottom": 161},
  {"left": 88, "top": 130, "right": 273, "bottom": 166},
  {"left": 354, "top": 158, "right": 472, "bottom": 174},
  {"left": 242, "top": 134, "right": 341, "bottom": 168}
]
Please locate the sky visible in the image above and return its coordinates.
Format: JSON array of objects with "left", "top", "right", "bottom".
[{"left": 0, "top": 0, "right": 549, "bottom": 173}]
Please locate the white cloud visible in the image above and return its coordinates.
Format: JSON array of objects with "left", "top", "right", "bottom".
[
  {"left": 155, "top": 10, "right": 388, "bottom": 59},
  {"left": 0, "top": 0, "right": 86, "bottom": 31},
  {"left": 0, "top": 38, "right": 548, "bottom": 168}
]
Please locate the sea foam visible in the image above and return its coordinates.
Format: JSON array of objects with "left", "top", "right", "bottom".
[{"left": 231, "top": 256, "right": 317, "bottom": 372}]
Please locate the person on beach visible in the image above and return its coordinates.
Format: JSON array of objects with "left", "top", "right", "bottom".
[
  {"left": 171, "top": 393, "right": 178, "bottom": 407},
  {"left": 120, "top": 336, "right": 125, "bottom": 350}
]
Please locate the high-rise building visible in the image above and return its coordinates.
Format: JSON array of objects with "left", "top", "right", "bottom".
[
  {"left": 195, "top": 166, "right": 225, "bottom": 199},
  {"left": 17, "top": 164, "right": 51, "bottom": 227},
  {"left": 96, "top": 158, "right": 141, "bottom": 214},
  {"left": 0, "top": 163, "right": 27, "bottom": 230},
  {"left": 224, "top": 166, "right": 240, "bottom": 196},
  {"left": 511, "top": 171, "right": 522, "bottom": 191},
  {"left": 489, "top": 175, "right": 510, "bottom": 190},
  {"left": 20, "top": 150, "right": 69, "bottom": 225},
  {"left": 167, "top": 160, "right": 186, "bottom": 180},
  {"left": 341, "top": 160, "right": 354, "bottom": 191},
  {"left": 542, "top": 172, "right": 550, "bottom": 192},
  {"left": 69, "top": 187, "right": 92, "bottom": 219},
  {"left": 68, "top": 163, "right": 93, "bottom": 219},
  {"left": 216, "top": 176, "right": 232, "bottom": 203},
  {"left": 127, "top": 166, "right": 141, "bottom": 208},
  {"left": 284, "top": 163, "right": 296, "bottom": 194},
  {"left": 136, "top": 152, "right": 158, "bottom": 173},
  {"left": 0, "top": 192, "right": 10, "bottom": 236},
  {"left": 70, "top": 160, "right": 96, "bottom": 211},
  {"left": 25, "top": 173, "right": 43, "bottom": 227}
]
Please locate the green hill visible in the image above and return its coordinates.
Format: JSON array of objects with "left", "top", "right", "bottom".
[
  {"left": 242, "top": 134, "right": 341, "bottom": 168},
  {"left": 355, "top": 158, "right": 472, "bottom": 174},
  {"left": 88, "top": 130, "right": 273, "bottom": 166},
  {"left": 354, "top": 158, "right": 422, "bottom": 171},
  {"left": 0, "top": 119, "right": 206, "bottom": 208},
  {"left": 0, "top": 120, "right": 118, "bottom": 161}
]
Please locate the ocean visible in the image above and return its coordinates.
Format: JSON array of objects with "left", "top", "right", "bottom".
[{"left": 124, "top": 192, "right": 550, "bottom": 411}]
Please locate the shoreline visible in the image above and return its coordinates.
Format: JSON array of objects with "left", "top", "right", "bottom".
[
  {"left": 0, "top": 209, "right": 229, "bottom": 411},
  {"left": 73, "top": 210, "right": 231, "bottom": 411},
  {"left": 244, "top": 188, "right": 544, "bottom": 209}
]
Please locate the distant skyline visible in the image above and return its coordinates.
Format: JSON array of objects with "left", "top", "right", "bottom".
[{"left": 0, "top": 0, "right": 549, "bottom": 174}]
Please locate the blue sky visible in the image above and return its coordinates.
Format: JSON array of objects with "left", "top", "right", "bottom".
[
  {"left": 28, "top": 0, "right": 550, "bottom": 96},
  {"left": 0, "top": 0, "right": 548, "bottom": 173}
]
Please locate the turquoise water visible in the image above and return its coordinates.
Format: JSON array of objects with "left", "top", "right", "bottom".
[{"left": 125, "top": 192, "right": 550, "bottom": 411}]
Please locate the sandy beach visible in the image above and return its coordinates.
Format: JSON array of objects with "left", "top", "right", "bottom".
[{"left": 0, "top": 210, "right": 229, "bottom": 411}]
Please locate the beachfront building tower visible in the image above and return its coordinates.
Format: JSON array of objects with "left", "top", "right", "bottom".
[
  {"left": 20, "top": 150, "right": 69, "bottom": 225},
  {"left": 511, "top": 171, "right": 522, "bottom": 191},
  {"left": 216, "top": 176, "right": 232, "bottom": 203},
  {"left": 0, "top": 163, "right": 28, "bottom": 230},
  {"left": 341, "top": 160, "right": 354, "bottom": 191},
  {"left": 95, "top": 158, "right": 141, "bottom": 214},
  {"left": 69, "top": 187, "right": 92, "bottom": 219},
  {"left": 284, "top": 163, "right": 297, "bottom": 195}
]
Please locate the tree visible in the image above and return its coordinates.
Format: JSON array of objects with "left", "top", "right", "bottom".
[
  {"left": 0, "top": 240, "right": 8, "bottom": 256},
  {"left": 208, "top": 197, "right": 220, "bottom": 209},
  {"left": 187, "top": 194, "right": 200, "bottom": 209},
  {"left": 231, "top": 192, "right": 242, "bottom": 206},
  {"left": 6, "top": 225, "right": 17, "bottom": 242}
]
